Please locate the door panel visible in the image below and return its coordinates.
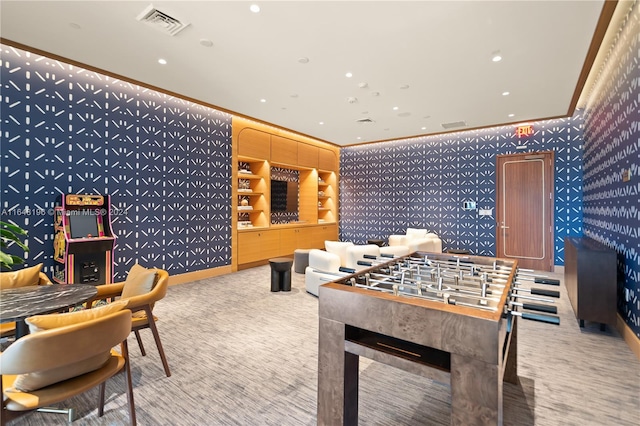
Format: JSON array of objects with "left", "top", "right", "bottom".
[{"left": 496, "top": 152, "right": 554, "bottom": 271}]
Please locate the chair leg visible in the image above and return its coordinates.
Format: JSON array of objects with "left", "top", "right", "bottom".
[
  {"left": 143, "top": 306, "right": 171, "bottom": 377},
  {"left": 98, "top": 382, "right": 106, "bottom": 417},
  {"left": 122, "top": 340, "right": 137, "bottom": 426},
  {"left": 134, "top": 330, "right": 146, "bottom": 356}
]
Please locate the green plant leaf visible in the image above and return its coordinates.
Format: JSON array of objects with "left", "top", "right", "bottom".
[
  {"left": 0, "top": 221, "right": 29, "bottom": 269},
  {"left": 1, "top": 221, "right": 27, "bottom": 235},
  {"left": 1, "top": 228, "right": 20, "bottom": 241},
  {"left": 0, "top": 251, "right": 14, "bottom": 268}
]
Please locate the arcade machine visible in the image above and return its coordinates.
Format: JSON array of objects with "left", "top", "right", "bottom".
[{"left": 53, "top": 194, "right": 116, "bottom": 285}]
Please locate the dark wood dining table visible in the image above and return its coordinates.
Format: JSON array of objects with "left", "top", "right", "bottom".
[{"left": 0, "top": 284, "right": 98, "bottom": 339}]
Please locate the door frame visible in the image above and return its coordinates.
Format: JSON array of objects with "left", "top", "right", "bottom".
[{"left": 496, "top": 151, "right": 554, "bottom": 271}]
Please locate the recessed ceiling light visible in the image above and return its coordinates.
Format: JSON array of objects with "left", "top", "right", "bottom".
[
  {"left": 399, "top": 84, "right": 410, "bottom": 90},
  {"left": 319, "top": 121, "right": 324, "bottom": 125},
  {"left": 250, "top": 4, "right": 260, "bottom": 13},
  {"left": 421, "top": 127, "right": 427, "bottom": 130},
  {"left": 298, "top": 57, "right": 309, "bottom": 64},
  {"left": 260, "top": 99, "right": 266, "bottom": 103},
  {"left": 356, "top": 136, "right": 362, "bottom": 140},
  {"left": 69, "top": 22, "right": 81, "bottom": 30},
  {"left": 199, "top": 39, "right": 213, "bottom": 47},
  {"left": 345, "top": 72, "right": 353, "bottom": 78},
  {"left": 158, "top": 58, "right": 167, "bottom": 65},
  {"left": 371, "top": 91, "right": 380, "bottom": 97},
  {"left": 502, "top": 91, "right": 510, "bottom": 96},
  {"left": 290, "top": 94, "right": 298, "bottom": 98},
  {"left": 492, "top": 54, "right": 502, "bottom": 62},
  {"left": 392, "top": 106, "right": 399, "bottom": 111},
  {"left": 508, "top": 113, "right": 515, "bottom": 117}
]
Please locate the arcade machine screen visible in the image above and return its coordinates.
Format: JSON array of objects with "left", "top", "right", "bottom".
[{"left": 69, "top": 214, "right": 99, "bottom": 239}]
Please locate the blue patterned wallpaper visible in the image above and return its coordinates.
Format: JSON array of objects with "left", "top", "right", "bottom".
[
  {"left": 340, "top": 115, "right": 585, "bottom": 265},
  {"left": 582, "top": 3, "right": 640, "bottom": 337},
  {"left": 0, "top": 45, "right": 232, "bottom": 280},
  {"left": 270, "top": 166, "right": 300, "bottom": 224}
]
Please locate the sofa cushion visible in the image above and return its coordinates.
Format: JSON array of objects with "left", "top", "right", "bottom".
[
  {"left": 308, "top": 249, "right": 341, "bottom": 272},
  {"left": 324, "top": 241, "right": 354, "bottom": 266},
  {"left": 406, "top": 228, "right": 428, "bottom": 239},
  {"left": 0, "top": 263, "right": 43, "bottom": 289}
]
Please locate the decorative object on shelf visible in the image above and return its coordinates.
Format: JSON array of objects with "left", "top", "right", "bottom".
[
  {"left": 238, "top": 179, "right": 251, "bottom": 191},
  {"left": 318, "top": 177, "right": 325, "bottom": 184},
  {"left": 238, "top": 169, "right": 252, "bottom": 174},
  {"left": 318, "top": 191, "right": 324, "bottom": 197},
  {"left": 240, "top": 198, "right": 249, "bottom": 207}
]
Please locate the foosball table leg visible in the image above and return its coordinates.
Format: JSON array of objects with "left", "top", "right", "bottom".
[
  {"left": 504, "top": 317, "right": 518, "bottom": 384},
  {"left": 451, "top": 354, "right": 502, "bottom": 426},
  {"left": 317, "top": 317, "right": 359, "bottom": 426}
]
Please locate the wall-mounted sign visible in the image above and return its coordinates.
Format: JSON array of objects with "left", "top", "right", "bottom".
[{"left": 516, "top": 124, "right": 534, "bottom": 138}]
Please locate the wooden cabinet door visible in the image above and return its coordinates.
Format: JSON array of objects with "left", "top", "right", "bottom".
[
  {"left": 238, "top": 128, "right": 270, "bottom": 159},
  {"left": 318, "top": 148, "right": 338, "bottom": 171},
  {"left": 312, "top": 225, "right": 338, "bottom": 248},
  {"left": 296, "top": 227, "right": 314, "bottom": 249},
  {"left": 279, "top": 227, "right": 315, "bottom": 255},
  {"left": 298, "top": 143, "right": 319, "bottom": 168},
  {"left": 237, "top": 229, "right": 280, "bottom": 263},
  {"left": 271, "top": 136, "right": 298, "bottom": 165},
  {"left": 279, "top": 228, "right": 297, "bottom": 256}
]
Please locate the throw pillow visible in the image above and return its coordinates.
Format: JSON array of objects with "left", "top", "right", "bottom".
[
  {"left": 13, "top": 300, "right": 129, "bottom": 392},
  {"left": 120, "top": 263, "right": 157, "bottom": 300},
  {"left": 11, "top": 352, "right": 112, "bottom": 392},
  {"left": 0, "top": 263, "right": 43, "bottom": 289},
  {"left": 25, "top": 299, "right": 129, "bottom": 333}
]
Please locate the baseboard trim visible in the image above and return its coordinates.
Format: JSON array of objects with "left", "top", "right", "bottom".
[
  {"left": 168, "top": 265, "right": 233, "bottom": 286},
  {"left": 617, "top": 313, "right": 640, "bottom": 360}
]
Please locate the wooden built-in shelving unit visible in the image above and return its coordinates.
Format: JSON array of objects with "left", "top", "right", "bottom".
[{"left": 232, "top": 117, "right": 340, "bottom": 270}]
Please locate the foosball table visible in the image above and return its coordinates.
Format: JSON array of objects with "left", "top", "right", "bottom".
[{"left": 317, "top": 251, "right": 560, "bottom": 426}]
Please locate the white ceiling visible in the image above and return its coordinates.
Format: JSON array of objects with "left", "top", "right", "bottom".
[{"left": 0, "top": 1, "right": 609, "bottom": 146}]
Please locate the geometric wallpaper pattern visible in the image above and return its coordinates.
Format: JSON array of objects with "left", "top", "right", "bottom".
[
  {"left": 270, "top": 166, "right": 300, "bottom": 225},
  {"left": 0, "top": 44, "right": 232, "bottom": 280},
  {"left": 582, "top": 2, "right": 640, "bottom": 337},
  {"left": 340, "top": 113, "right": 585, "bottom": 266}
]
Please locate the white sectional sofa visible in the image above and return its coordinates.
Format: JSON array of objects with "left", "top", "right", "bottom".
[{"left": 388, "top": 228, "right": 442, "bottom": 253}]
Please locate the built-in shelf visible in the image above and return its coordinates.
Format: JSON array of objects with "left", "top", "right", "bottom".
[
  {"left": 238, "top": 173, "right": 262, "bottom": 180},
  {"left": 233, "top": 119, "right": 340, "bottom": 267},
  {"left": 237, "top": 158, "right": 269, "bottom": 228}
]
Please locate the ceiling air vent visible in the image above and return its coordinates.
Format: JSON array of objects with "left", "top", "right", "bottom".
[
  {"left": 136, "top": 5, "right": 190, "bottom": 36},
  {"left": 356, "top": 118, "right": 375, "bottom": 124},
  {"left": 441, "top": 120, "right": 467, "bottom": 130}
]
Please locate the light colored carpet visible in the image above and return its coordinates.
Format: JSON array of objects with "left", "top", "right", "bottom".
[{"left": 5, "top": 266, "right": 640, "bottom": 425}]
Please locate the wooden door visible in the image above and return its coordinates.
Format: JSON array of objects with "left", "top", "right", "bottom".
[{"left": 496, "top": 151, "right": 554, "bottom": 271}]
